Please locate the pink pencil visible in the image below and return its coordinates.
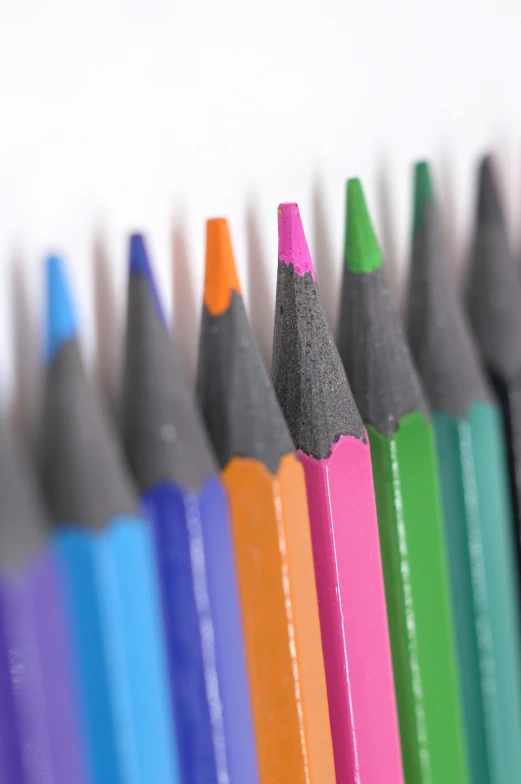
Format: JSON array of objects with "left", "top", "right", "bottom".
[{"left": 272, "top": 203, "right": 404, "bottom": 784}]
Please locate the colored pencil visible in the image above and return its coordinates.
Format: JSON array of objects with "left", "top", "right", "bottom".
[
  {"left": 272, "top": 203, "right": 403, "bottom": 784},
  {"left": 338, "top": 179, "right": 468, "bottom": 784},
  {"left": 0, "top": 423, "right": 88, "bottom": 784},
  {"left": 197, "top": 218, "right": 335, "bottom": 784},
  {"left": 41, "top": 255, "right": 179, "bottom": 784},
  {"left": 467, "top": 155, "right": 521, "bottom": 571},
  {"left": 121, "top": 233, "right": 258, "bottom": 784},
  {"left": 407, "top": 160, "right": 521, "bottom": 784}
]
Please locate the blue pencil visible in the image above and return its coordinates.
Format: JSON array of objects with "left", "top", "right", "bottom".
[
  {"left": 41, "top": 255, "right": 180, "bottom": 784},
  {"left": 120, "top": 234, "right": 259, "bottom": 784}
]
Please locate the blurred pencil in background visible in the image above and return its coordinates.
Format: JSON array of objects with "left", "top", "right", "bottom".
[
  {"left": 121, "top": 233, "right": 258, "bottom": 784},
  {"left": 41, "top": 256, "right": 179, "bottom": 784},
  {"left": 0, "top": 423, "right": 88, "bottom": 784},
  {"left": 272, "top": 203, "right": 403, "bottom": 783},
  {"left": 197, "top": 218, "right": 335, "bottom": 783},
  {"left": 338, "top": 179, "right": 468, "bottom": 783},
  {"left": 406, "top": 161, "right": 521, "bottom": 783},
  {"left": 467, "top": 156, "right": 521, "bottom": 574}
]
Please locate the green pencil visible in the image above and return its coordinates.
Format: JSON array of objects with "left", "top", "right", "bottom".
[
  {"left": 407, "top": 161, "right": 521, "bottom": 784},
  {"left": 337, "top": 178, "right": 468, "bottom": 784}
]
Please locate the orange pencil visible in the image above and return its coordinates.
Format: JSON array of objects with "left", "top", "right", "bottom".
[{"left": 197, "top": 218, "right": 335, "bottom": 784}]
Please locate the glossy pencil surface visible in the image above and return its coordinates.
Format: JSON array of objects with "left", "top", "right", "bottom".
[
  {"left": 41, "top": 256, "right": 178, "bottom": 784},
  {"left": 121, "top": 233, "right": 257, "bottom": 784},
  {"left": 0, "top": 425, "right": 88, "bottom": 784},
  {"left": 198, "top": 218, "right": 334, "bottom": 784},
  {"left": 338, "top": 179, "right": 467, "bottom": 784},
  {"left": 273, "top": 203, "right": 403, "bottom": 784}
]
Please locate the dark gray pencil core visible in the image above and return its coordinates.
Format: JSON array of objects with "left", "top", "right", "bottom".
[
  {"left": 122, "top": 274, "right": 217, "bottom": 493},
  {"left": 407, "top": 199, "right": 490, "bottom": 417},
  {"left": 0, "top": 426, "right": 48, "bottom": 570},
  {"left": 272, "top": 262, "right": 365, "bottom": 459},
  {"left": 197, "top": 290, "right": 294, "bottom": 473},
  {"left": 42, "top": 340, "right": 138, "bottom": 530},
  {"left": 467, "top": 157, "right": 521, "bottom": 382},
  {"left": 338, "top": 266, "right": 429, "bottom": 435}
]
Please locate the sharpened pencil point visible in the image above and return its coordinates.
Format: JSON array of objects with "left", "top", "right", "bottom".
[
  {"left": 478, "top": 155, "right": 504, "bottom": 227},
  {"left": 344, "top": 179, "right": 382, "bottom": 273},
  {"left": 129, "top": 233, "right": 165, "bottom": 324},
  {"left": 413, "top": 161, "right": 434, "bottom": 237},
  {"left": 46, "top": 254, "right": 78, "bottom": 363},
  {"left": 277, "top": 203, "right": 316, "bottom": 280},
  {"left": 204, "top": 218, "right": 242, "bottom": 316}
]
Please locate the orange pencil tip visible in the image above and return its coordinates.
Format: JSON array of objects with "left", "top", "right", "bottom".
[{"left": 204, "top": 218, "right": 242, "bottom": 315}]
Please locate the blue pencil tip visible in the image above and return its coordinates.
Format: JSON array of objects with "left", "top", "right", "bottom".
[
  {"left": 46, "top": 254, "right": 78, "bottom": 363},
  {"left": 129, "top": 233, "right": 165, "bottom": 324}
]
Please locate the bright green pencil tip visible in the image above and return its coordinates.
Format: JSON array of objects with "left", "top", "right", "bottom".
[
  {"left": 344, "top": 178, "right": 382, "bottom": 274},
  {"left": 413, "top": 161, "right": 434, "bottom": 237}
]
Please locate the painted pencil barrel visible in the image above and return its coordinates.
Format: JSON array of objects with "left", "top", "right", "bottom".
[
  {"left": 26, "top": 550, "right": 89, "bottom": 784},
  {"left": 55, "top": 515, "right": 178, "bottom": 784},
  {"left": 368, "top": 412, "right": 467, "bottom": 784},
  {"left": 142, "top": 476, "right": 258, "bottom": 784},
  {"left": 0, "top": 548, "right": 87, "bottom": 784},
  {"left": 195, "top": 475, "right": 260, "bottom": 784},
  {"left": 468, "top": 403, "right": 521, "bottom": 780},
  {"left": 432, "top": 410, "right": 490, "bottom": 784},
  {"left": 221, "top": 454, "right": 335, "bottom": 784},
  {"left": 434, "top": 403, "right": 521, "bottom": 784},
  {"left": 0, "top": 599, "right": 22, "bottom": 784},
  {"left": 299, "top": 434, "right": 403, "bottom": 784},
  {"left": 142, "top": 482, "right": 221, "bottom": 784},
  {"left": 0, "top": 556, "right": 57, "bottom": 783}
]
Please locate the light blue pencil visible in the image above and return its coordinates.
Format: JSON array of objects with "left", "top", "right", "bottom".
[{"left": 41, "top": 255, "right": 180, "bottom": 784}]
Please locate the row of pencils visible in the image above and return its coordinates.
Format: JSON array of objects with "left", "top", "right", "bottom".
[{"left": 2, "top": 154, "right": 521, "bottom": 784}]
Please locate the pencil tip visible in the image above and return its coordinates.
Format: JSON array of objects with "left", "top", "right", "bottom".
[
  {"left": 478, "top": 154, "right": 504, "bottom": 227},
  {"left": 413, "top": 161, "right": 434, "bottom": 237},
  {"left": 204, "top": 218, "right": 242, "bottom": 316},
  {"left": 46, "top": 254, "right": 78, "bottom": 363},
  {"left": 128, "top": 233, "right": 165, "bottom": 323},
  {"left": 277, "top": 203, "right": 316, "bottom": 280},
  {"left": 344, "top": 178, "right": 382, "bottom": 273}
]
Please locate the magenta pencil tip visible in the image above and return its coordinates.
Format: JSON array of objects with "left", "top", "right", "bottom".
[{"left": 277, "top": 203, "right": 316, "bottom": 281}]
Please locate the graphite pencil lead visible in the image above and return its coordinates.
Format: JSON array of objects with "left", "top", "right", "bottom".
[
  {"left": 46, "top": 254, "right": 79, "bottom": 363},
  {"left": 273, "top": 202, "right": 365, "bottom": 458},
  {"left": 198, "top": 217, "right": 294, "bottom": 473},
  {"left": 478, "top": 155, "right": 506, "bottom": 228},
  {"left": 468, "top": 155, "right": 521, "bottom": 382},
  {"left": 129, "top": 233, "right": 166, "bottom": 324},
  {"left": 338, "top": 178, "right": 428, "bottom": 434},
  {"left": 406, "top": 161, "right": 490, "bottom": 417},
  {"left": 277, "top": 202, "right": 316, "bottom": 280},
  {"left": 0, "top": 425, "right": 47, "bottom": 570},
  {"left": 344, "top": 178, "right": 382, "bottom": 273},
  {"left": 204, "top": 218, "right": 242, "bottom": 316},
  {"left": 122, "top": 233, "right": 216, "bottom": 493}
]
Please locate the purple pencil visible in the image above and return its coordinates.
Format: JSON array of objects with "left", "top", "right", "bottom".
[{"left": 0, "top": 424, "right": 88, "bottom": 784}]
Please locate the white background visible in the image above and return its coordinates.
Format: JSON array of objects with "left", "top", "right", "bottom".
[{"left": 0, "top": 0, "right": 520, "bottom": 437}]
